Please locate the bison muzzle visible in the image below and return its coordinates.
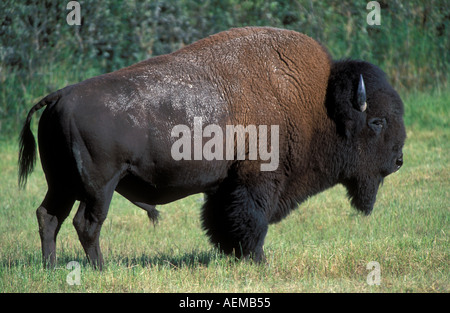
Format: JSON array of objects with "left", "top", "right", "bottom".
[{"left": 18, "top": 27, "right": 406, "bottom": 269}]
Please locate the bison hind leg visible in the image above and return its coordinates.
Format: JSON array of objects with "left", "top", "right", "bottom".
[
  {"left": 201, "top": 183, "right": 268, "bottom": 262},
  {"left": 36, "top": 189, "right": 76, "bottom": 268}
]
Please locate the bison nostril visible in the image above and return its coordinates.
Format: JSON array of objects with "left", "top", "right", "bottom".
[{"left": 396, "top": 157, "right": 403, "bottom": 167}]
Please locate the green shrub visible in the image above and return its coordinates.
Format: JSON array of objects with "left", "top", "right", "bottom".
[{"left": 1, "top": 0, "right": 448, "bottom": 135}]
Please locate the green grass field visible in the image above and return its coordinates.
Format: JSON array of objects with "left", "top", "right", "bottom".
[{"left": 0, "top": 89, "right": 448, "bottom": 293}]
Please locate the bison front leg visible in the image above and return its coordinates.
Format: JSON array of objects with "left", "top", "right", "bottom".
[{"left": 201, "top": 183, "right": 269, "bottom": 262}]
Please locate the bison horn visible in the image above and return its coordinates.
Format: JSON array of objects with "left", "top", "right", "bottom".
[{"left": 357, "top": 74, "right": 367, "bottom": 112}]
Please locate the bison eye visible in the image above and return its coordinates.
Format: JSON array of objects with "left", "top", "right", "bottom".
[{"left": 368, "top": 118, "right": 386, "bottom": 135}]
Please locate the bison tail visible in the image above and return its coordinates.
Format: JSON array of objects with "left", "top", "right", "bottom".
[{"left": 18, "top": 92, "right": 61, "bottom": 189}]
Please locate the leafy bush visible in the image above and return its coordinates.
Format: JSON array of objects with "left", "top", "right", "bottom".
[{"left": 0, "top": 0, "right": 448, "bottom": 135}]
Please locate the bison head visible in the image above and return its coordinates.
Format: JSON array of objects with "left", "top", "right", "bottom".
[{"left": 326, "top": 60, "right": 406, "bottom": 215}]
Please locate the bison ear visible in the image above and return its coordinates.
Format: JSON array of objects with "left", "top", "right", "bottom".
[
  {"left": 326, "top": 62, "right": 368, "bottom": 138},
  {"left": 356, "top": 74, "right": 367, "bottom": 112}
]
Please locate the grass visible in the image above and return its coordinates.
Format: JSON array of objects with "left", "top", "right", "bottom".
[{"left": 0, "top": 88, "right": 449, "bottom": 293}]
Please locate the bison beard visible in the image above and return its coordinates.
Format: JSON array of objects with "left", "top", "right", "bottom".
[
  {"left": 18, "top": 27, "right": 405, "bottom": 269},
  {"left": 342, "top": 176, "right": 382, "bottom": 216}
]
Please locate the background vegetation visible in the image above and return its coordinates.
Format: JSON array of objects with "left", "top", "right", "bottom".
[
  {"left": 1, "top": 0, "right": 449, "bottom": 135},
  {"left": 0, "top": 0, "right": 448, "bottom": 293}
]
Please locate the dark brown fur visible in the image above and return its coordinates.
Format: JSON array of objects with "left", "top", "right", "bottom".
[{"left": 19, "top": 27, "right": 405, "bottom": 268}]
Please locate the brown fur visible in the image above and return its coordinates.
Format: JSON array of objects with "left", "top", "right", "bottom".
[{"left": 19, "top": 27, "right": 405, "bottom": 268}]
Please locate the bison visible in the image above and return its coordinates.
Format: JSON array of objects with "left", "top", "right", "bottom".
[{"left": 18, "top": 27, "right": 406, "bottom": 269}]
